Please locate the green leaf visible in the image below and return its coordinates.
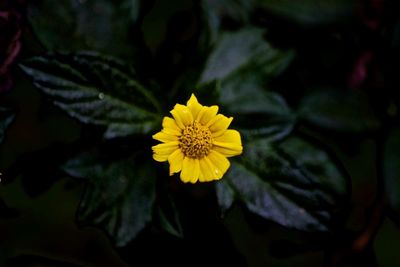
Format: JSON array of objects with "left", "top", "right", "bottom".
[
  {"left": 298, "top": 89, "right": 380, "bottom": 133},
  {"left": 217, "top": 136, "right": 348, "bottom": 231},
  {"left": 62, "top": 152, "right": 156, "bottom": 246},
  {"left": 200, "top": 27, "right": 294, "bottom": 83},
  {"left": 216, "top": 179, "right": 235, "bottom": 213},
  {"left": 0, "top": 107, "right": 15, "bottom": 144},
  {"left": 255, "top": 0, "right": 354, "bottom": 26},
  {"left": 123, "top": 0, "right": 141, "bottom": 23},
  {"left": 199, "top": 27, "right": 295, "bottom": 140},
  {"left": 197, "top": 80, "right": 295, "bottom": 140},
  {"left": 219, "top": 76, "right": 295, "bottom": 140},
  {"left": 20, "top": 52, "right": 160, "bottom": 139},
  {"left": 201, "top": 0, "right": 252, "bottom": 43},
  {"left": 28, "top": 0, "right": 142, "bottom": 58},
  {"left": 156, "top": 196, "right": 183, "bottom": 238},
  {"left": 384, "top": 127, "right": 400, "bottom": 218}
]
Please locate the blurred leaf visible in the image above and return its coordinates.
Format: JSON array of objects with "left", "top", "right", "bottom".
[
  {"left": 298, "top": 89, "right": 380, "bottom": 133},
  {"left": 123, "top": 0, "right": 141, "bottom": 22},
  {"left": 0, "top": 107, "right": 15, "bottom": 144},
  {"left": 201, "top": 0, "right": 252, "bottom": 43},
  {"left": 200, "top": 27, "right": 294, "bottom": 83},
  {"left": 156, "top": 196, "right": 183, "bottom": 238},
  {"left": 20, "top": 52, "right": 160, "bottom": 139},
  {"left": 28, "top": 0, "right": 142, "bottom": 58},
  {"left": 384, "top": 127, "right": 400, "bottom": 220},
  {"left": 216, "top": 177, "right": 235, "bottom": 213},
  {"left": 255, "top": 0, "right": 354, "bottom": 26},
  {"left": 63, "top": 152, "right": 156, "bottom": 246},
  {"left": 217, "top": 136, "right": 348, "bottom": 231}
]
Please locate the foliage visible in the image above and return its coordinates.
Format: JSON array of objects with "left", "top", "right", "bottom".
[
  {"left": 217, "top": 136, "right": 348, "bottom": 232},
  {"left": 62, "top": 151, "right": 156, "bottom": 246},
  {"left": 20, "top": 52, "right": 160, "bottom": 139},
  {"left": 1, "top": 0, "right": 399, "bottom": 266}
]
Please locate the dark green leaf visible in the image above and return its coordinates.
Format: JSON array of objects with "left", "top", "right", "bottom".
[
  {"left": 20, "top": 52, "right": 160, "bottom": 139},
  {"left": 0, "top": 107, "right": 15, "bottom": 144},
  {"left": 384, "top": 127, "right": 400, "bottom": 218},
  {"left": 28, "top": 0, "right": 141, "bottom": 57},
  {"left": 255, "top": 0, "right": 354, "bottom": 26},
  {"left": 158, "top": 208, "right": 183, "bottom": 238},
  {"left": 217, "top": 136, "right": 348, "bottom": 231},
  {"left": 199, "top": 27, "right": 295, "bottom": 140},
  {"left": 298, "top": 89, "right": 380, "bottom": 133},
  {"left": 200, "top": 27, "right": 294, "bottom": 83},
  {"left": 63, "top": 152, "right": 156, "bottom": 246},
  {"left": 201, "top": 0, "right": 252, "bottom": 43},
  {"left": 218, "top": 75, "right": 295, "bottom": 140},
  {"left": 216, "top": 179, "right": 235, "bottom": 213},
  {"left": 196, "top": 79, "right": 294, "bottom": 140},
  {"left": 156, "top": 196, "right": 183, "bottom": 238}
]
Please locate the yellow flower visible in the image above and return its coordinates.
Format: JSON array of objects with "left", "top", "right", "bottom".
[{"left": 152, "top": 94, "right": 243, "bottom": 183}]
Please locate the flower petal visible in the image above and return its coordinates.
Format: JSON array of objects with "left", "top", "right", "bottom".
[
  {"left": 153, "top": 94, "right": 243, "bottom": 183},
  {"left": 186, "top": 94, "right": 203, "bottom": 119},
  {"left": 162, "top": 117, "right": 181, "bottom": 135},
  {"left": 168, "top": 149, "right": 184, "bottom": 175},
  {"left": 214, "top": 129, "right": 242, "bottom": 144},
  {"left": 153, "top": 153, "right": 169, "bottom": 162},
  {"left": 190, "top": 159, "right": 200, "bottom": 184},
  {"left": 197, "top": 105, "right": 218, "bottom": 125},
  {"left": 180, "top": 157, "right": 200, "bottom": 183},
  {"left": 199, "top": 156, "right": 222, "bottom": 181},
  {"left": 153, "top": 131, "right": 179, "bottom": 143},
  {"left": 199, "top": 157, "right": 214, "bottom": 182},
  {"left": 207, "top": 156, "right": 224, "bottom": 180},
  {"left": 213, "top": 130, "right": 243, "bottom": 157},
  {"left": 171, "top": 104, "right": 194, "bottom": 129},
  {"left": 152, "top": 141, "right": 180, "bottom": 158},
  {"left": 207, "top": 150, "right": 230, "bottom": 179},
  {"left": 198, "top": 171, "right": 205, "bottom": 182},
  {"left": 180, "top": 157, "right": 191, "bottom": 183},
  {"left": 207, "top": 114, "right": 233, "bottom": 137}
]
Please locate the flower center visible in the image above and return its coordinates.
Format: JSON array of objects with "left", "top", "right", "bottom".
[{"left": 179, "top": 121, "right": 213, "bottom": 159}]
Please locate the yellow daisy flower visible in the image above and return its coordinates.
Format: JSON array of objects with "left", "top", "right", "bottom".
[{"left": 152, "top": 94, "right": 243, "bottom": 183}]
